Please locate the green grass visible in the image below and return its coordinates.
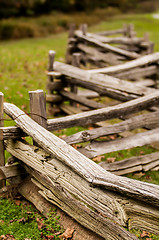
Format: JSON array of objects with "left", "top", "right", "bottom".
[
  {"left": 0, "top": 32, "right": 67, "bottom": 113},
  {"left": 1, "top": 11, "right": 159, "bottom": 239},
  {"left": 90, "top": 13, "right": 159, "bottom": 51},
  {"left": 0, "top": 198, "right": 61, "bottom": 240}
]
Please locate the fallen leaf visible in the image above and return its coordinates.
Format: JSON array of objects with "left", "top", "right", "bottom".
[
  {"left": 59, "top": 135, "right": 67, "bottom": 138},
  {"left": 17, "top": 217, "right": 26, "bottom": 223},
  {"left": 140, "top": 151, "right": 145, "bottom": 155},
  {"left": 109, "top": 135, "right": 117, "bottom": 140},
  {"left": 93, "top": 155, "right": 105, "bottom": 162},
  {"left": 72, "top": 144, "right": 82, "bottom": 149},
  {"left": 0, "top": 220, "right": 4, "bottom": 224},
  {"left": 140, "top": 230, "right": 150, "bottom": 238},
  {"left": 145, "top": 175, "right": 151, "bottom": 180},
  {"left": 15, "top": 200, "right": 21, "bottom": 206},
  {"left": 0, "top": 234, "right": 16, "bottom": 240},
  {"left": 21, "top": 104, "right": 27, "bottom": 110},
  {"left": 26, "top": 211, "right": 33, "bottom": 215},
  {"left": 88, "top": 127, "right": 93, "bottom": 130},
  {"left": 46, "top": 236, "right": 54, "bottom": 239},
  {"left": 107, "top": 157, "right": 116, "bottom": 163},
  {"left": 36, "top": 218, "right": 46, "bottom": 230},
  {"left": 134, "top": 172, "right": 145, "bottom": 178},
  {"left": 59, "top": 228, "right": 74, "bottom": 239}
]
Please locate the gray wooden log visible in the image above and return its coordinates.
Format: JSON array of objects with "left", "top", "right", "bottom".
[
  {"left": 77, "top": 89, "right": 99, "bottom": 98},
  {"left": 47, "top": 71, "right": 62, "bottom": 78},
  {"left": 76, "top": 31, "right": 143, "bottom": 45},
  {"left": 79, "top": 128, "right": 159, "bottom": 158},
  {"left": 64, "top": 111, "right": 159, "bottom": 144},
  {"left": 99, "top": 152, "right": 159, "bottom": 175},
  {"left": 74, "top": 30, "right": 140, "bottom": 59},
  {"left": 47, "top": 81, "right": 64, "bottom": 91},
  {"left": 133, "top": 79, "right": 155, "bottom": 87},
  {"left": 60, "top": 90, "right": 106, "bottom": 109},
  {"left": 47, "top": 92, "right": 159, "bottom": 131},
  {"left": 53, "top": 61, "right": 154, "bottom": 97},
  {"left": 0, "top": 126, "right": 26, "bottom": 140},
  {"left": 0, "top": 93, "right": 5, "bottom": 188},
  {"left": 88, "top": 51, "right": 159, "bottom": 74},
  {"left": 96, "top": 28, "right": 126, "bottom": 36},
  {"left": 4, "top": 103, "right": 159, "bottom": 207},
  {"left": 77, "top": 43, "right": 124, "bottom": 65},
  {"left": 113, "top": 66, "right": 158, "bottom": 80},
  {"left": 18, "top": 177, "right": 104, "bottom": 240},
  {"left": 46, "top": 94, "right": 63, "bottom": 103},
  {"left": 2, "top": 92, "right": 159, "bottom": 140},
  {"left": 0, "top": 164, "right": 27, "bottom": 180},
  {"left": 5, "top": 139, "right": 159, "bottom": 238},
  {"left": 59, "top": 103, "right": 82, "bottom": 115}
]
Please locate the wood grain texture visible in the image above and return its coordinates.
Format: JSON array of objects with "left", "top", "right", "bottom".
[
  {"left": 0, "top": 164, "right": 26, "bottom": 180},
  {"left": 5, "top": 139, "right": 159, "bottom": 237},
  {"left": 64, "top": 111, "right": 159, "bottom": 144},
  {"left": 99, "top": 152, "right": 159, "bottom": 175},
  {"left": 18, "top": 177, "right": 105, "bottom": 240},
  {"left": 54, "top": 61, "right": 153, "bottom": 95},
  {"left": 88, "top": 51, "right": 159, "bottom": 74},
  {"left": 79, "top": 127, "right": 159, "bottom": 158},
  {"left": 74, "top": 31, "right": 140, "bottom": 59},
  {"left": 4, "top": 102, "right": 159, "bottom": 207},
  {"left": 60, "top": 90, "right": 106, "bottom": 109},
  {"left": 47, "top": 92, "right": 159, "bottom": 131}
]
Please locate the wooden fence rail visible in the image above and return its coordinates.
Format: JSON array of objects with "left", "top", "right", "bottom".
[
  {"left": 1, "top": 90, "right": 159, "bottom": 238},
  {"left": 0, "top": 90, "right": 159, "bottom": 239},
  {"left": 66, "top": 23, "right": 154, "bottom": 68}
]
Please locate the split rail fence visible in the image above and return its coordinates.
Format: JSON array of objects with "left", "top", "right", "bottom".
[
  {"left": 47, "top": 51, "right": 159, "bottom": 115},
  {"left": 66, "top": 24, "right": 154, "bottom": 67},
  {"left": 0, "top": 90, "right": 159, "bottom": 239},
  {"left": 1, "top": 24, "right": 159, "bottom": 239}
]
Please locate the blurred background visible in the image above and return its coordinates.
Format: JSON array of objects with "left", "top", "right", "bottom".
[{"left": 0, "top": 0, "right": 159, "bottom": 40}]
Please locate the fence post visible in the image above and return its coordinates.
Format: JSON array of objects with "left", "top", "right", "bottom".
[
  {"left": 66, "top": 23, "right": 76, "bottom": 64},
  {"left": 48, "top": 50, "right": 55, "bottom": 81},
  {"left": 71, "top": 53, "right": 81, "bottom": 93},
  {"left": 70, "top": 53, "right": 81, "bottom": 107},
  {"left": 29, "top": 90, "right": 47, "bottom": 129},
  {"left": 48, "top": 51, "right": 56, "bottom": 115},
  {"left": 80, "top": 24, "right": 87, "bottom": 36},
  {"left": 0, "top": 92, "right": 5, "bottom": 188},
  {"left": 127, "top": 24, "right": 136, "bottom": 38}
]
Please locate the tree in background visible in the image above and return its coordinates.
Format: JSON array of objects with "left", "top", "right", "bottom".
[{"left": 0, "top": 0, "right": 157, "bottom": 18}]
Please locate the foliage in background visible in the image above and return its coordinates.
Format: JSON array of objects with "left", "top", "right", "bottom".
[
  {"left": 0, "top": 8, "right": 121, "bottom": 40},
  {"left": 0, "top": 0, "right": 159, "bottom": 18}
]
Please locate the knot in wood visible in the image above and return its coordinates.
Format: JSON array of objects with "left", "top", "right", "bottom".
[{"left": 81, "top": 131, "right": 91, "bottom": 141}]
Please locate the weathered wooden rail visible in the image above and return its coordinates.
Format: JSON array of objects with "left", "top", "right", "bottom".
[
  {"left": 0, "top": 90, "right": 159, "bottom": 239},
  {"left": 66, "top": 24, "right": 154, "bottom": 67},
  {"left": 46, "top": 51, "right": 159, "bottom": 115}
]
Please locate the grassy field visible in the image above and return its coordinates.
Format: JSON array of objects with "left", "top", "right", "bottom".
[{"left": 0, "top": 12, "right": 159, "bottom": 239}]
